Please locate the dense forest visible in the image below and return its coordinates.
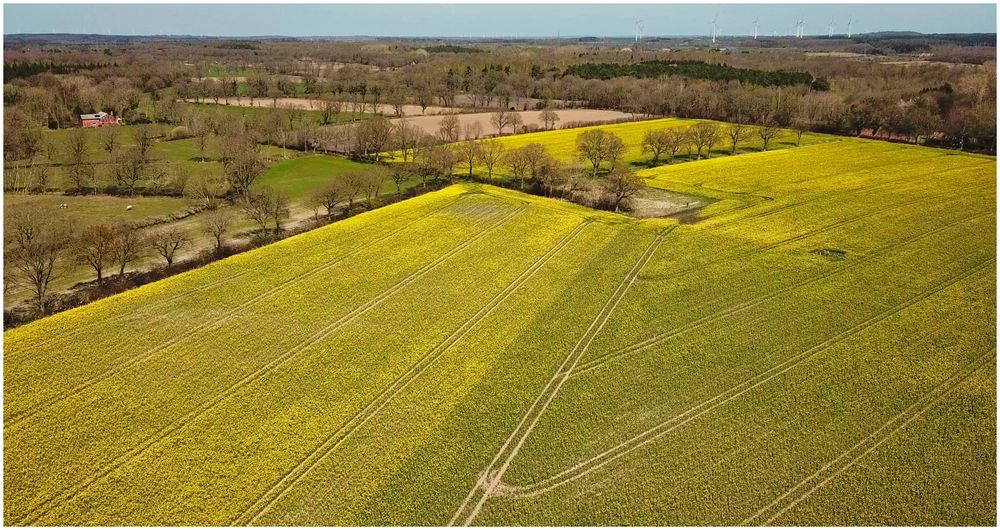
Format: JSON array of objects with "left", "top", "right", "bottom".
[{"left": 565, "top": 60, "right": 820, "bottom": 88}]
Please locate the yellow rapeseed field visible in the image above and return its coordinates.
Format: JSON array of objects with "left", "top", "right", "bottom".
[{"left": 4, "top": 135, "right": 995, "bottom": 525}]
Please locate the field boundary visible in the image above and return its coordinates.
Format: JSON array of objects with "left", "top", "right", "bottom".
[
  {"left": 15, "top": 269, "right": 252, "bottom": 354},
  {"left": 497, "top": 258, "right": 995, "bottom": 499},
  {"left": 14, "top": 204, "right": 525, "bottom": 526},
  {"left": 742, "top": 349, "right": 997, "bottom": 526},
  {"left": 230, "top": 220, "right": 593, "bottom": 526},
  {"left": 449, "top": 227, "right": 671, "bottom": 526}
]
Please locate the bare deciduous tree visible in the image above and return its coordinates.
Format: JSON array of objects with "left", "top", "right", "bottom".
[
  {"left": 363, "top": 168, "right": 387, "bottom": 208},
  {"left": 110, "top": 222, "right": 146, "bottom": 276},
  {"left": 341, "top": 171, "right": 367, "bottom": 213},
  {"left": 437, "top": 115, "right": 461, "bottom": 143},
  {"left": 663, "top": 128, "right": 689, "bottom": 163},
  {"left": 576, "top": 129, "right": 626, "bottom": 176},
  {"left": 392, "top": 120, "right": 419, "bottom": 162},
  {"left": 110, "top": 147, "right": 146, "bottom": 195},
  {"left": 540, "top": 108, "right": 561, "bottom": 130},
  {"left": 200, "top": 208, "right": 235, "bottom": 252},
  {"left": 64, "top": 128, "right": 93, "bottom": 192},
  {"left": 455, "top": 140, "right": 483, "bottom": 179},
  {"left": 99, "top": 126, "right": 120, "bottom": 155},
  {"left": 689, "top": 123, "right": 722, "bottom": 160},
  {"left": 419, "top": 144, "right": 457, "bottom": 183},
  {"left": 603, "top": 167, "right": 644, "bottom": 213},
  {"left": 311, "top": 180, "right": 347, "bottom": 217},
  {"left": 75, "top": 223, "right": 116, "bottom": 283},
  {"left": 150, "top": 226, "right": 189, "bottom": 266},
  {"left": 727, "top": 123, "right": 751, "bottom": 155},
  {"left": 508, "top": 112, "right": 524, "bottom": 135},
  {"left": 477, "top": 138, "right": 506, "bottom": 181},
  {"left": 390, "top": 166, "right": 411, "bottom": 195},
  {"left": 319, "top": 95, "right": 343, "bottom": 125},
  {"left": 758, "top": 122, "right": 781, "bottom": 151},
  {"left": 221, "top": 135, "right": 266, "bottom": 197},
  {"left": 490, "top": 110, "right": 514, "bottom": 136},
  {"left": 184, "top": 170, "right": 229, "bottom": 210},
  {"left": 641, "top": 129, "right": 670, "bottom": 164},
  {"left": 133, "top": 125, "right": 154, "bottom": 161},
  {"left": 6, "top": 211, "right": 74, "bottom": 312},
  {"left": 356, "top": 116, "right": 393, "bottom": 160}
]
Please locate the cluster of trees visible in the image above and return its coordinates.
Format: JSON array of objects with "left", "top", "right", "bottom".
[
  {"left": 4, "top": 211, "right": 188, "bottom": 313},
  {"left": 5, "top": 184, "right": 293, "bottom": 315},
  {"left": 4, "top": 60, "right": 114, "bottom": 81},
  {"left": 642, "top": 120, "right": 784, "bottom": 163},
  {"left": 309, "top": 169, "right": 389, "bottom": 218}
]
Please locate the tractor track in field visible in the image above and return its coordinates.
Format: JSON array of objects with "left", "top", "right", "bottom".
[
  {"left": 495, "top": 258, "right": 995, "bottom": 499},
  {"left": 643, "top": 181, "right": 968, "bottom": 286},
  {"left": 742, "top": 348, "right": 997, "bottom": 526},
  {"left": 15, "top": 205, "right": 526, "bottom": 527},
  {"left": 17, "top": 269, "right": 253, "bottom": 354},
  {"left": 679, "top": 155, "right": 972, "bottom": 232},
  {"left": 572, "top": 209, "right": 996, "bottom": 376},
  {"left": 230, "top": 220, "right": 592, "bottom": 526},
  {"left": 681, "top": 157, "right": 986, "bottom": 239},
  {"left": 4, "top": 196, "right": 472, "bottom": 428},
  {"left": 449, "top": 228, "right": 670, "bottom": 527},
  {"left": 13, "top": 194, "right": 467, "bottom": 355}
]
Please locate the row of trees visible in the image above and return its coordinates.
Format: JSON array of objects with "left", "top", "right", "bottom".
[{"left": 5, "top": 192, "right": 285, "bottom": 315}]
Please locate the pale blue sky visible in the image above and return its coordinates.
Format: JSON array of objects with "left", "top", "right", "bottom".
[{"left": 4, "top": 4, "right": 996, "bottom": 38}]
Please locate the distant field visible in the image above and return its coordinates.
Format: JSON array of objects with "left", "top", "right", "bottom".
[
  {"left": 21, "top": 125, "right": 301, "bottom": 193},
  {"left": 256, "top": 154, "right": 419, "bottom": 200},
  {"left": 388, "top": 108, "right": 634, "bottom": 137},
  {"left": 486, "top": 117, "right": 832, "bottom": 171},
  {"left": 4, "top": 193, "right": 189, "bottom": 226},
  {"left": 4, "top": 138, "right": 995, "bottom": 525}
]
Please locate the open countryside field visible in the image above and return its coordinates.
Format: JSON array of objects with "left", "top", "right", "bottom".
[
  {"left": 256, "top": 155, "right": 418, "bottom": 200},
  {"left": 4, "top": 137, "right": 995, "bottom": 525}
]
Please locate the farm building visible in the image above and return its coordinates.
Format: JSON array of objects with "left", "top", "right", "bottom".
[{"left": 79, "top": 111, "right": 121, "bottom": 128}]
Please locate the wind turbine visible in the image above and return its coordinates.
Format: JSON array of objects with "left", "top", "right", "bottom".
[
  {"left": 753, "top": 17, "right": 759, "bottom": 40},
  {"left": 797, "top": 18, "right": 805, "bottom": 38},
  {"left": 711, "top": 14, "right": 718, "bottom": 44},
  {"left": 633, "top": 17, "right": 643, "bottom": 44},
  {"left": 828, "top": 18, "right": 835, "bottom": 37},
  {"left": 847, "top": 15, "right": 854, "bottom": 38}
]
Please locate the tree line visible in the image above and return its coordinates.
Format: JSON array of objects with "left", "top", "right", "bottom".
[{"left": 564, "top": 60, "right": 821, "bottom": 89}]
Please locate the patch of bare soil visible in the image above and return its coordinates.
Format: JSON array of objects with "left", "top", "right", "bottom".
[
  {"left": 629, "top": 187, "right": 713, "bottom": 223},
  {"left": 385, "top": 109, "right": 633, "bottom": 136}
]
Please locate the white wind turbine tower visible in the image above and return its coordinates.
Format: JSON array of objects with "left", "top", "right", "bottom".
[
  {"left": 753, "top": 16, "right": 759, "bottom": 39},
  {"left": 634, "top": 18, "right": 643, "bottom": 44},
  {"left": 797, "top": 18, "right": 805, "bottom": 38},
  {"left": 847, "top": 15, "right": 854, "bottom": 38},
  {"left": 711, "top": 14, "right": 718, "bottom": 44},
  {"left": 828, "top": 18, "right": 835, "bottom": 37}
]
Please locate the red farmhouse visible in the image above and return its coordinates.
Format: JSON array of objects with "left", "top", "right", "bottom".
[{"left": 79, "top": 111, "right": 121, "bottom": 128}]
